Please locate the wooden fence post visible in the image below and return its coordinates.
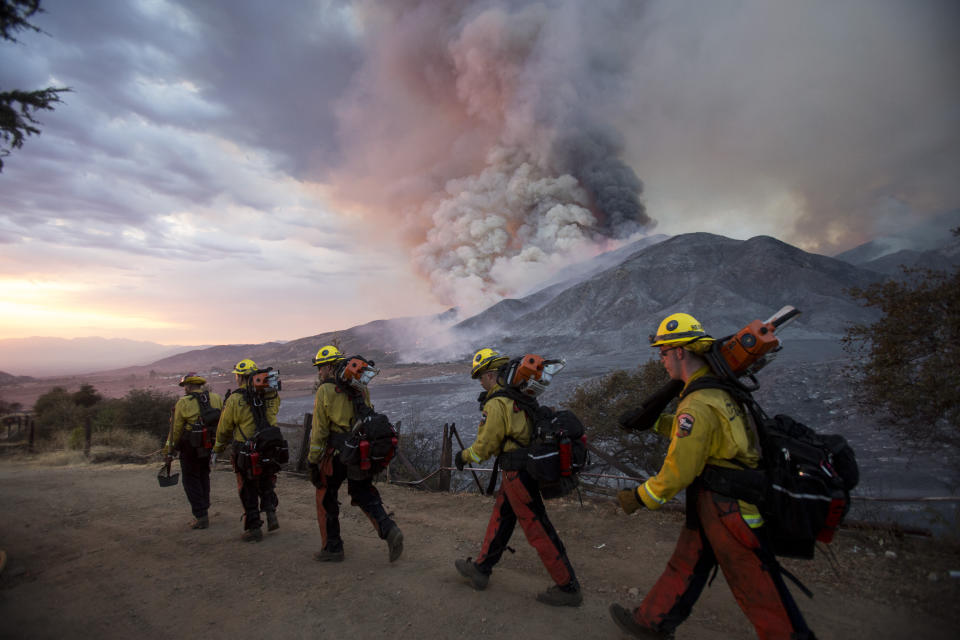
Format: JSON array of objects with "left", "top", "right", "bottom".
[
  {"left": 28, "top": 415, "right": 35, "bottom": 452},
  {"left": 296, "top": 413, "right": 313, "bottom": 472}
]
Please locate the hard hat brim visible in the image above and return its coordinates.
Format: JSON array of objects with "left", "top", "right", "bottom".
[{"left": 471, "top": 356, "right": 510, "bottom": 378}]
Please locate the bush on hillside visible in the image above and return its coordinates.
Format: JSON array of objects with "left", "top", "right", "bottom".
[
  {"left": 111, "top": 389, "right": 177, "bottom": 440},
  {"left": 564, "top": 359, "right": 673, "bottom": 477},
  {"left": 33, "top": 387, "right": 84, "bottom": 434},
  {"left": 844, "top": 230, "right": 960, "bottom": 442},
  {"left": 32, "top": 385, "right": 176, "bottom": 447}
]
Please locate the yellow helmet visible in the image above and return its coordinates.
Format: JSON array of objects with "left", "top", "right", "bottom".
[
  {"left": 471, "top": 348, "right": 510, "bottom": 379},
  {"left": 649, "top": 313, "right": 713, "bottom": 348},
  {"left": 313, "top": 345, "right": 345, "bottom": 367},
  {"left": 232, "top": 358, "right": 257, "bottom": 375},
  {"left": 178, "top": 372, "right": 206, "bottom": 387}
]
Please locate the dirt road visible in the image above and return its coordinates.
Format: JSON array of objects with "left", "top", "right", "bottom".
[{"left": 0, "top": 459, "right": 957, "bottom": 639}]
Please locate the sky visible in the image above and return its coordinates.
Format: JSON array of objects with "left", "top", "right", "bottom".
[{"left": 1, "top": 0, "right": 958, "bottom": 346}]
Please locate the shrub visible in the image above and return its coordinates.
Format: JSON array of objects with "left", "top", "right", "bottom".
[
  {"left": 33, "top": 387, "right": 83, "bottom": 434},
  {"left": 67, "top": 426, "right": 86, "bottom": 450},
  {"left": 844, "top": 249, "right": 960, "bottom": 443},
  {"left": 91, "top": 399, "right": 123, "bottom": 432},
  {"left": 564, "top": 359, "right": 673, "bottom": 476},
  {"left": 113, "top": 389, "right": 177, "bottom": 439}
]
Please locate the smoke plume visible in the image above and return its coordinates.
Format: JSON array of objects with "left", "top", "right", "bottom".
[
  {"left": 332, "top": 1, "right": 652, "bottom": 313},
  {"left": 329, "top": 0, "right": 960, "bottom": 315}
]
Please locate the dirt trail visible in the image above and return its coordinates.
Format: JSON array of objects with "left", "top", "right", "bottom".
[{"left": 0, "top": 459, "right": 957, "bottom": 640}]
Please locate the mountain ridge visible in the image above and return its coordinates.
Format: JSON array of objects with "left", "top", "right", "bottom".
[{"left": 9, "top": 228, "right": 955, "bottom": 378}]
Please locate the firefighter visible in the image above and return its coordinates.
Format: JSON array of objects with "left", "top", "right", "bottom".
[
  {"left": 162, "top": 373, "right": 223, "bottom": 529},
  {"left": 212, "top": 358, "right": 281, "bottom": 542},
  {"left": 453, "top": 348, "right": 582, "bottom": 607},
  {"left": 307, "top": 345, "right": 403, "bottom": 563},
  {"left": 609, "top": 313, "right": 816, "bottom": 639}
]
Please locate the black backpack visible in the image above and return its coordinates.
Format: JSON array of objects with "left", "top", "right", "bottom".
[
  {"left": 186, "top": 391, "right": 220, "bottom": 456},
  {"left": 687, "top": 377, "right": 859, "bottom": 559},
  {"left": 235, "top": 389, "right": 289, "bottom": 478},
  {"left": 331, "top": 385, "right": 398, "bottom": 479},
  {"left": 191, "top": 391, "right": 222, "bottom": 428},
  {"left": 491, "top": 389, "right": 589, "bottom": 499}
]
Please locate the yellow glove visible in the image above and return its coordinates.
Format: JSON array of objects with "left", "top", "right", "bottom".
[{"left": 617, "top": 487, "right": 643, "bottom": 514}]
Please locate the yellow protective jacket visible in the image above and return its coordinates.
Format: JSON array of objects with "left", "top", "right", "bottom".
[
  {"left": 639, "top": 367, "right": 763, "bottom": 527},
  {"left": 462, "top": 384, "right": 532, "bottom": 464},
  {"left": 308, "top": 382, "right": 371, "bottom": 464},
  {"left": 163, "top": 391, "right": 223, "bottom": 455},
  {"left": 212, "top": 388, "right": 280, "bottom": 453}
]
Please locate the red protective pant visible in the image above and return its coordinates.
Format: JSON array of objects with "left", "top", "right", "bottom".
[
  {"left": 474, "top": 469, "right": 577, "bottom": 588},
  {"left": 634, "top": 488, "right": 813, "bottom": 639}
]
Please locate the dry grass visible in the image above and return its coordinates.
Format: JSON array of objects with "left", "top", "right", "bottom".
[
  {"left": 91, "top": 427, "right": 159, "bottom": 454},
  {"left": 25, "top": 427, "right": 161, "bottom": 465}
]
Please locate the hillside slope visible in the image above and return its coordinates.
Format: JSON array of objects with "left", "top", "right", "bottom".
[{"left": 455, "top": 233, "right": 884, "bottom": 360}]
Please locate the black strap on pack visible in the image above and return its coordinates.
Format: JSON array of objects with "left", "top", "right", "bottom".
[
  {"left": 239, "top": 386, "right": 271, "bottom": 441},
  {"left": 480, "top": 387, "right": 537, "bottom": 495},
  {"left": 189, "top": 391, "right": 213, "bottom": 425}
]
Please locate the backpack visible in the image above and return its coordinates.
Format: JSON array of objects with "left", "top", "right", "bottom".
[
  {"left": 330, "top": 382, "right": 398, "bottom": 479},
  {"left": 186, "top": 391, "right": 220, "bottom": 457},
  {"left": 234, "top": 388, "right": 289, "bottom": 479},
  {"left": 686, "top": 377, "right": 859, "bottom": 559},
  {"left": 490, "top": 389, "right": 589, "bottom": 499},
  {"left": 191, "top": 391, "right": 222, "bottom": 428}
]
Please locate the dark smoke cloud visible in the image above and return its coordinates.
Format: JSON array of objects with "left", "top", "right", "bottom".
[{"left": 551, "top": 126, "right": 647, "bottom": 237}]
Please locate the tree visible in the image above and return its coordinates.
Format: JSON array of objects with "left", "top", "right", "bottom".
[
  {"left": 843, "top": 227, "right": 960, "bottom": 440},
  {"left": 0, "top": 397, "right": 23, "bottom": 414},
  {"left": 0, "top": 0, "right": 70, "bottom": 171},
  {"left": 72, "top": 383, "right": 103, "bottom": 408}
]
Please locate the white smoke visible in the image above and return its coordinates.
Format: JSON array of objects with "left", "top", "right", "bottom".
[{"left": 333, "top": 1, "right": 652, "bottom": 314}]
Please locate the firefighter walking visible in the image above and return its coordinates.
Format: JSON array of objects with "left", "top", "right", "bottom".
[
  {"left": 609, "top": 313, "right": 815, "bottom": 639},
  {"left": 307, "top": 345, "right": 403, "bottom": 563},
  {"left": 212, "top": 358, "right": 281, "bottom": 542},
  {"left": 453, "top": 348, "right": 582, "bottom": 607},
  {"left": 162, "top": 373, "right": 222, "bottom": 530}
]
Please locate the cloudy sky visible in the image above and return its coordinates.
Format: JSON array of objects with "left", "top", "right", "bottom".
[{"left": 1, "top": 0, "right": 957, "bottom": 346}]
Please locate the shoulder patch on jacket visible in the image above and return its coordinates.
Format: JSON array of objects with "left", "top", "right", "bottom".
[
  {"left": 676, "top": 413, "right": 695, "bottom": 438},
  {"left": 479, "top": 411, "right": 487, "bottom": 426}
]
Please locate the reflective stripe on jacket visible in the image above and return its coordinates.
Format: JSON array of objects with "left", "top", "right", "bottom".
[{"left": 640, "top": 367, "right": 763, "bottom": 526}]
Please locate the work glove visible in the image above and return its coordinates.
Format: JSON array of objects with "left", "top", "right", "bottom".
[
  {"left": 454, "top": 450, "right": 466, "bottom": 471},
  {"left": 309, "top": 464, "right": 324, "bottom": 489},
  {"left": 209, "top": 452, "right": 218, "bottom": 466},
  {"left": 617, "top": 487, "right": 643, "bottom": 515}
]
